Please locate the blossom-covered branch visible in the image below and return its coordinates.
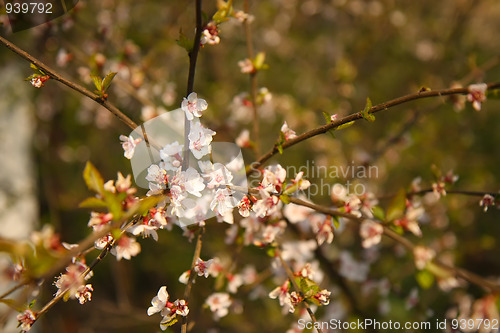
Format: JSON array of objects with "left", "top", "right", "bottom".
[
  {"left": 252, "top": 82, "right": 500, "bottom": 169},
  {"left": 0, "top": 35, "right": 138, "bottom": 130}
]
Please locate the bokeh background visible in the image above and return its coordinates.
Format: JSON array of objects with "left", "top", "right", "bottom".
[{"left": 1, "top": 0, "right": 500, "bottom": 332}]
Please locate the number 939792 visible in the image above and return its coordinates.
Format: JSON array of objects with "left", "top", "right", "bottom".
[{"left": 5, "top": 1, "right": 53, "bottom": 15}]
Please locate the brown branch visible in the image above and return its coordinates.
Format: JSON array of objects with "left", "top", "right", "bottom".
[
  {"left": 182, "top": 0, "right": 203, "bottom": 171},
  {"left": 243, "top": 0, "right": 261, "bottom": 156},
  {"left": 0, "top": 35, "right": 138, "bottom": 131},
  {"left": 251, "top": 82, "right": 500, "bottom": 170},
  {"left": 181, "top": 226, "right": 205, "bottom": 333}
]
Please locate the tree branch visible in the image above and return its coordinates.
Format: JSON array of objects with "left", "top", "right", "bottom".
[
  {"left": 0, "top": 35, "right": 138, "bottom": 131},
  {"left": 251, "top": 82, "right": 500, "bottom": 170}
]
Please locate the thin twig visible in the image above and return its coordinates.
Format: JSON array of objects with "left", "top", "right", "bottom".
[
  {"left": 0, "top": 35, "right": 138, "bottom": 131},
  {"left": 182, "top": 0, "right": 203, "bottom": 170},
  {"left": 250, "top": 82, "right": 500, "bottom": 171},
  {"left": 243, "top": 0, "right": 261, "bottom": 156},
  {"left": 181, "top": 226, "right": 205, "bottom": 333}
]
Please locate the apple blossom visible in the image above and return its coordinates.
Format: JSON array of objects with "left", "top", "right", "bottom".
[
  {"left": 119, "top": 134, "right": 142, "bottom": 159},
  {"left": 159, "top": 141, "right": 184, "bottom": 171},
  {"left": 235, "top": 129, "right": 251, "bottom": 148},
  {"left": 413, "top": 245, "right": 435, "bottom": 270},
  {"left": 281, "top": 121, "right": 297, "bottom": 140},
  {"left": 479, "top": 194, "right": 495, "bottom": 212},
  {"left": 194, "top": 258, "right": 214, "bottom": 278},
  {"left": 17, "top": 309, "right": 36, "bottom": 332},
  {"left": 360, "top": 220, "right": 383, "bottom": 248},
  {"left": 467, "top": 83, "right": 487, "bottom": 111},
  {"left": 205, "top": 292, "right": 232, "bottom": 320},
  {"left": 110, "top": 235, "right": 141, "bottom": 260},
  {"left": 188, "top": 121, "right": 216, "bottom": 159},
  {"left": 200, "top": 23, "right": 220, "bottom": 45},
  {"left": 181, "top": 92, "right": 208, "bottom": 120}
]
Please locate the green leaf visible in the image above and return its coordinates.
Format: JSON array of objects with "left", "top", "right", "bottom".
[
  {"left": 322, "top": 111, "right": 330, "bottom": 123},
  {"left": 90, "top": 75, "right": 102, "bottom": 92},
  {"left": 253, "top": 52, "right": 268, "bottom": 70},
  {"left": 331, "top": 216, "right": 340, "bottom": 229},
  {"left": 416, "top": 269, "right": 434, "bottom": 289},
  {"left": 335, "top": 121, "right": 355, "bottom": 130},
  {"left": 160, "top": 315, "right": 178, "bottom": 327},
  {"left": 79, "top": 197, "right": 108, "bottom": 208},
  {"left": 279, "top": 194, "right": 290, "bottom": 204},
  {"left": 101, "top": 72, "right": 117, "bottom": 93},
  {"left": 176, "top": 30, "right": 193, "bottom": 53},
  {"left": 124, "top": 196, "right": 163, "bottom": 220},
  {"left": 103, "top": 191, "right": 123, "bottom": 221},
  {"left": 213, "top": 0, "right": 233, "bottom": 24},
  {"left": 83, "top": 161, "right": 105, "bottom": 195},
  {"left": 360, "top": 97, "right": 375, "bottom": 122},
  {"left": 371, "top": 205, "right": 385, "bottom": 221},
  {"left": 386, "top": 188, "right": 406, "bottom": 222}
]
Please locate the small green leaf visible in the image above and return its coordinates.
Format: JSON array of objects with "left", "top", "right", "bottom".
[
  {"left": 416, "top": 269, "right": 434, "bottom": 289},
  {"left": 79, "top": 197, "right": 108, "bottom": 208},
  {"left": 331, "top": 216, "right": 340, "bottom": 229},
  {"left": 335, "top": 121, "right": 355, "bottom": 130},
  {"left": 101, "top": 72, "right": 117, "bottom": 93},
  {"left": 322, "top": 111, "right": 332, "bottom": 124},
  {"left": 160, "top": 316, "right": 178, "bottom": 327},
  {"left": 213, "top": 0, "right": 233, "bottom": 24},
  {"left": 371, "top": 205, "right": 385, "bottom": 221},
  {"left": 266, "top": 247, "right": 276, "bottom": 257},
  {"left": 253, "top": 52, "right": 268, "bottom": 70},
  {"left": 90, "top": 75, "right": 102, "bottom": 92},
  {"left": 386, "top": 188, "right": 406, "bottom": 222},
  {"left": 30, "top": 63, "right": 38, "bottom": 71},
  {"left": 83, "top": 161, "right": 104, "bottom": 195},
  {"left": 103, "top": 191, "right": 123, "bottom": 221},
  {"left": 124, "top": 196, "right": 163, "bottom": 220},
  {"left": 360, "top": 97, "right": 375, "bottom": 122},
  {"left": 176, "top": 30, "right": 193, "bottom": 53}
]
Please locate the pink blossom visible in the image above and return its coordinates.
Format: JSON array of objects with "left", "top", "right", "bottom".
[
  {"left": 252, "top": 189, "right": 280, "bottom": 217},
  {"left": 110, "top": 235, "right": 141, "bottom": 260},
  {"left": 210, "top": 188, "right": 238, "bottom": 216},
  {"left": 181, "top": 92, "right": 208, "bottom": 120},
  {"left": 261, "top": 164, "right": 287, "bottom": 193},
  {"left": 269, "top": 280, "right": 294, "bottom": 313},
  {"left": 17, "top": 309, "right": 36, "bottom": 332},
  {"left": 311, "top": 215, "right": 334, "bottom": 246},
  {"left": 205, "top": 292, "right": 232, "bottom": 319},
  {"left": 119, "top": 134, "right": 142, "bottom": 159},
  {"left": 147, "top": 286, "right": 171, "bottom": 316},
  {"left": 200, "top": 24, "right": 220, "bottom": 45},
  {"left": 479, "top": 194, "right": 495, "bottom": 212},
  {"left": 159, "top": 141, "right": 184, "bottom": 170},
  {"left": 413, "top": 245, "right": 435, "bottom": 270},
  {"left": 194, "top": 258, "right": 214, "bottom": 278},
  {"left": 235, "top": 129, "right": 251, "bottom": 148},
  {"left": 30, "top": 75, "right": 50, "bottom": 88},
  {"left": 467, "top": 83, "right": 487, "bottom": 111},
  {"left": 188, "top": 121, "right": 216, "bottom": 159},
  {"left": 75, "top": 284, "right": 93, "bottom": 304},
  {"left": 238, "top": 58, "right": 255, "bottom": 74},
  {"left": 204, "top": 163, "right": 233, "bottom": 188},
  {"left": 281, "top": 121, "right": 297, "bottom": 140},
  {"left": 360, "top": 220, "right": 383, "bottom": 248}
]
